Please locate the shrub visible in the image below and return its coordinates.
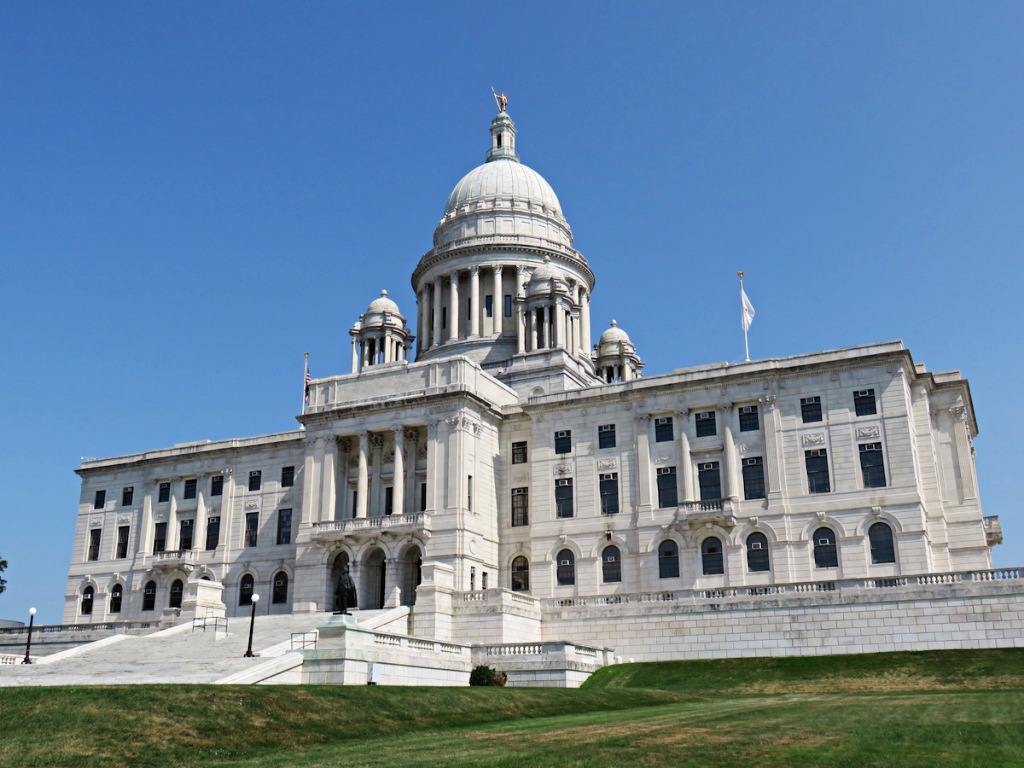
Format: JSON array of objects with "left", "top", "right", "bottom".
[{"left": 470, "top": 664, "right": 507, "bottom": 686}]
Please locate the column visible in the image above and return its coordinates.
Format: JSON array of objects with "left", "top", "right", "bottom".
[
  {"left": 432, "top": 278, "right": 442, "bottom": 350},
  {"left": 491, "top": 265, "right": 503, "bottom": 335},
  {"left": 553, "top": 299, "right": 563, "bottom": 349},
  {"left": 759, "top": 395, "right": 784, "bottom": 501},
  {"left": 516, "top": 265, "right": 528, "bottom": 352},
  {"left": 321, "top": 437, "right": 338, "bottom": 523},
  {"left": 404, "top": 428, "right": 418, "bottom": 515},
  {"left": 572, "top": 283, "right": 582, "bottom": 352},
  {"left": 527, "top": 307, "right": 536, "bottom": 352},
  {"left": 949, "top": 406, "right": 978, "bottom": 500},
  {"left": 416, "top": 288, "right": 425, "bottom": 357},
  {"left": 425, "top": 422, "right": 439, "bottom": 513},
  {"left": 195, "top": 475, "right": 207, "bottom": 550},
  {"left": 302, "top": 437, "right": 322, "bottom": 525},
  {"left": 448, "top": 271, "right": 460, "bottom": 341},
  {"left": 351, "top": 337, "right": 359, "bottom": 374},
  {"left": 581, "top": 289, "right": 592, "bottom": 355},
  {"left": 383, "top": 330, "right": 392, "bottom": 363},
  {"left": 219, "top": 469, "right": 235, "bottom": 566},
  {"left": 356, "top": 431, "right": 369, "bottom": 518},
  {"left": 393, "top": 428, "right": 405, "bottom": 518},
  {"left": 675, "top": 410, "right": 693, "bottom": 502},
  {"left": 635, "top": 415, "right": 653, "bottom": 511},
  {"left": 469, "top": 267, "right": 480, "bottom": 338},
  {"left": 545, "top": 304, "right": 554, "bottom": 348},
  {"left": 446, "top": 416, "right": 466, "bottom": 513},
  {"left": 338, "top": 438, "right": 351, "bottom": 519},
  {"left": 720, "top": 406, "right": 739, "bottom": 500},
  {"left": 370, "top": 434, "right": 384, "bottom": 515},
  {"left": 140, "top": 482, "right": 154, "bottom": 555}
]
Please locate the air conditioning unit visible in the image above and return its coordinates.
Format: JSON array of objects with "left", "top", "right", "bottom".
[
  {"left": 855, "top": 389, "right": 872, "bottom": 397},
  {"left": 657, "top": 467, "right": 673, "bottom": 475},
  {"left": 699, "top": 462, "right": 717, "bottom": 470},
  {"left": 655, "top": 417, "right": 671, "bottom": 425},
  {"left": 559, "top": 560, "right": 570, "bottom": 566},
  {"left": 605, "top": 555, "right": 617, "bottom": 562},
  {"left": 740, "top": 406, "right": 755, "bottom": 414},
  {"left": 750, "top": 542, "right": 763, "bottom": 550},
  {"left": 600, "top": 473, "right": 616, "bottom": 481},
  {"left": 697, "top": 411, "right": 713, "bottom": 419},
  {"left": 555, "top": 430, "right": 569, "bottom": 438},
  {"left": 745, "top": 458, "right": 760, "bottom": 466},
  {"left": 818, "top": 538, "right": 831, "bottom": 546}
]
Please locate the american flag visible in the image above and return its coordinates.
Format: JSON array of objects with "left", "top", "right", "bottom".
[{"left": 304, "top": 365, "right": 311, "bottom": 404}]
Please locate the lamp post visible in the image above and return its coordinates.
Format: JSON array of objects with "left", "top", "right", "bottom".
[
  {"left": 243, "top": 594, "right": 260, "bottom": 658},
  {"left": 21, "top": 607, "right": 36, "bottom": 664}
]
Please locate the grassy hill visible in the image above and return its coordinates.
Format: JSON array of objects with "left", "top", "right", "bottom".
[{"left": 2, "top": 649, "right": 1024, "bottom": 767}]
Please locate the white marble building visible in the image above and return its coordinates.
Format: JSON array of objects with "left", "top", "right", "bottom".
[{"left": 64, "top": 104, "right": 1008, "bottom": 660}]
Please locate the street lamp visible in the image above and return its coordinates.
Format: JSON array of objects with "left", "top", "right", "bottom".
[
  {"left": 243, "top": 594, "right": 260, "bottom": 658},
  {"left": 21, "top": 607, "right": 36, "bottom": 664}
]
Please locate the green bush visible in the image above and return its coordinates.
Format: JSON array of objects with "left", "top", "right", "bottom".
[{"left": 469, "top": 664, "right": 507, "bottom": 686}]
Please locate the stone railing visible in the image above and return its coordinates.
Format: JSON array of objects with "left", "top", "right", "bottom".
[
  {"left": 0, "top": 654, "right": 22, "bottom": 665},
  {"left": 0, "top": 620, "right": 161, "bottom": 637},
  {"left": 541, "top": 567, "right": 1024, "bottom": 611},
  {"left": 312, "top": 513, "right": 429, "bottom": 541},
  {"left": 153, "top": 550, "right": 198, "bottom": 568},
  {"left": 369, "top": 630, "right": 465, "bottom": 657}
]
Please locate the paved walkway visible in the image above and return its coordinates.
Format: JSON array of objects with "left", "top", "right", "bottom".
[{"left": 0, "top": 612, "right": 354, "bottom": 686}]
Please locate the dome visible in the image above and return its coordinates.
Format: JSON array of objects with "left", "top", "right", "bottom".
[
  {"left": 599, "top": 320, "right": 631, "bottom": 345},
  {"left": 366, "top": 289, "right": 401, "bottom": 316},
  {"left": 431, "top": 111, "right": 575, "bottom": 253}
]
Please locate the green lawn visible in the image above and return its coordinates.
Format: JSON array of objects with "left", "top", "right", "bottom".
[{"left": 3, "top": 649, "right": 1024, "bottom": 767}]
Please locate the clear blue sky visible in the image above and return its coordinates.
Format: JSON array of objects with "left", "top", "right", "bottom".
[{"left": 2, "top": 2, "right": 1021, "bottom": 624}]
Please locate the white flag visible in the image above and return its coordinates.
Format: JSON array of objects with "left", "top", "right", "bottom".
[{"left": 741, "top": 288, "right": 755, "bottom": 331}]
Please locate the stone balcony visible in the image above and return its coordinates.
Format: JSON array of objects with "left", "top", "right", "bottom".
[
  {"left": 984, "top": 516, "right": 1003, "bottom": 546},
  {"left": 672, "top": 499, "right": 737, "bottom": 529},
  {"left": 311, "top": 513, "right": 431, "bottom": 543},
  {"left": 152, "top": 549, "right": 199, "bottom": 573}
]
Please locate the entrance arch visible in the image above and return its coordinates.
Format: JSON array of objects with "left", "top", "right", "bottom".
[
  {"left": 362, "top": 548, "right": 387, "bottom": 610},
  {"left": 399, "top": 544, "right": 423, "bottom": 606}
]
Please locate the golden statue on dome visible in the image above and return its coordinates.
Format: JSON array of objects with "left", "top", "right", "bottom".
[{"left": 491, "top": 86, "right": 508, "bottom": 113}]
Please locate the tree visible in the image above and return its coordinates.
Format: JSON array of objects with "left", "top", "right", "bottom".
[{"left": 0, "top": 553, "right": 7, "bottom": 596}]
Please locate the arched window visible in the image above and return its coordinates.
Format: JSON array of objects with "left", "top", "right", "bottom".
[
  {"left": 142, "top": 580, "right": 156, "bottom": 611},
  {"left": 813, "top": 527, "right": 838, "bottom": 568},
  {"left": 868, "top": 522, "right": 896, "bottom": 564},
  {"left": 701, "top": 537, "right": 724, "bottom": 575},
  {"left": 658, "top": 540, "right": 680, "bottom": 579},
  {"left": 81, "top": 585, "right": 94, "bottom": 615},
  {"left": 511, "top": 556, "right": 530, "bottom": 592},
  {"left": 169, "top": 579, "right": 184, "bottom": 609},
  {"left": 239, "top": 574, "right": 255, "bottom": 606},
  {"left": 746, "top": 532, "right": 770, "bottom": 572},
  {"left": 109, "top": 583, "right": 123, "bottom": 613},
  {"left": 555, "top": 549, "right": 575, "bottom": 586},
  {"left": 602, "top": 545, "right": 622, "bottom": 583},
  {"left": 272, "top": 571, "right": 289, "bottom": 604}
]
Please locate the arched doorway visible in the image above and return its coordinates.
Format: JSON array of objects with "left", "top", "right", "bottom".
[
  {"left": 329, "top": 551, "right": 352, "bottom": 612},
  {"left": 363, "top": 548, "right": 386, "bottom": 610},
  {"left": 399, "top": 544, "right": 422, "bottom": 607}
]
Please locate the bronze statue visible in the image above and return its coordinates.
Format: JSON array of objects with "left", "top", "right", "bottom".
[
  {"left": 334, "top": 567, "right": 358, "bottom": 614},
  {"left": 491, "top": 87, "right": 508, "bottom": 113}
]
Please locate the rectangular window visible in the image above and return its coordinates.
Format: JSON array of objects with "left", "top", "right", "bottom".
[
  {"left": 276, "top": 509, "right": 292, "bottom": 545},
  {"left": 244, "top": 512, "right": 259, "bottom": 547},
  {"left": 598, "top": 424, "right": 616, "bottom": 449},
  {"left": 654, "top": 416, "right": 674, "bottom": 443},
  {"left": 511, "top": 441, "right": 527, "bottom": 464},
  {"left": 420, "top": 482, "right": 427, "bottom": 512},
  {"left": 600, "top": 473, "right": 619, "bottom": 514},
  {"left": 183, "top": 478, "right": 197, "bottom": 500},
  {"left": 742, "top": 457, "right": 766, "bottom": 500},
  {"left": 206, "top": 516, "right": 220, "bottom": 550},
  {"left": 511, "top": 487, "right": 529, "bottom": 526},
  {"left": 93, "top": 490, "right": 106, "bottom": 510},
  {"left": 555, "top": 478, "right": 574, "bottom": 518},
  {"left": 384, "top": 486, "right": 394, "bottom": 516},
  {"left": 859, "top": 443, "right": 887, "bottom": 488},
  {"left": 801, "top": 396, "right": 822, "bottom": 423},
  {"left": 854, "top": 389, "right": 877, "bottom": 417},
  {"left": 695, "top": 411, "right": 717, "bottom": 438},
  {"left": 739, "top": 405, "right": 759, "bottom": 432},
  {"left": 698, "top": 462, "right": 722, "bottom": 501},
  {"left": 121, "top": 486, "right": 134, "bottom": 507},
  {"left": 179, "top": 519, "right": 194, "bottom": 550},
  {"left": 248, "top": 470, "right": 262, "bottom": 492},
  {"left": 504, "top": 294, "right": 512, "bottom": 317},
  {"left": 116, "top": 525, "right": 130, "bottom": 558},
  {"left": 87, "top": 528, "right": 101, "bottom": 561},
  {"left": 153, "top": 522, "right": 167, "bottom": 553},
  {"left": 554, "top": 430, "right": 572, "bottom": 455},
  {"left": 657, "top": 467, "right": 678, "bottom": 508},
  {"left": 805, "top": 449, "right": 831, "bottom": 494},
  {"left": 281, "top": 466, "right": 295, "bottom": 487},
  {"left": 158, "top": 482, "right": 171, "bottom": 503},
  {"left": 210, "top": 475, "right": 223, "bottom": 497},
  {"left": 485, "top": 295, "right": 493, "bottom": 318},
  {"left": 467, "top": 475, "right": 473, "bottom": 512}
]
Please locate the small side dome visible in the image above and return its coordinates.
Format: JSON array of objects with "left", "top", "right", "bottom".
[
  {"left": 599, "top": 319, "right": 631, "bottom": 345},
  {"left": 524, "top": 256, "right": 564, "bottom": 297},
  {"left": 366, "top": 289, "right": 401, "bottom": 316}
]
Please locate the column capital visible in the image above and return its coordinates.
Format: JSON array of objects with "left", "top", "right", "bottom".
[
  {"left": 492, "top": 263, "right": 504, "bottom": 275},
  {"left": 448, "top": 270, "right": 459, "bottom": 284},
  {"left": 758, "top": 394, "right": 777, "bottom": 412},
  {"left": 674, "top": 408, "right": 690, "bottom": 419},
  {"left": 469, "top": 265, "right": 480, "bottom": 276},
  {"left": 404, "top": 427, "right": 420, "bottom": 444}
]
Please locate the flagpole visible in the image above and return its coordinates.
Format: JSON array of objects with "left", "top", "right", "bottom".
[
  {"left": 302, "top": 351, "right": 309, "bottom": 417},
  {"left": 738, "top": 271, "right": 750, "bottom": 362}
]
